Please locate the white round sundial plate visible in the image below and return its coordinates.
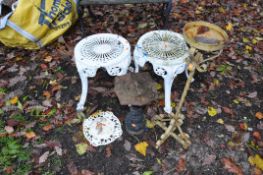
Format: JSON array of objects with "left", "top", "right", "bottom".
[{"left": 83, "top": 111, "right": 123, "bottom": 147}]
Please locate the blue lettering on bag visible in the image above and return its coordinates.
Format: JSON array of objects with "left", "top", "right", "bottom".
[{"left": 37, "top": 0, "right": 72, "bottom": 29}]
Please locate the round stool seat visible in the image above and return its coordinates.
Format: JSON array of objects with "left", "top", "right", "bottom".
[
  {"left": 134, "top": 30, "right": 190, "bottom": 113},
  {"left": 74, "top": 33, "right": 131, "bottom": 111},
  {"left": 75, "top": 33, "right": 130, "bottom": 67}
]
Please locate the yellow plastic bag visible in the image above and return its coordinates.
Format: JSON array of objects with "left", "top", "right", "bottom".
[{"left": 0, "top": 0, "right": 79, "bottom": 49}]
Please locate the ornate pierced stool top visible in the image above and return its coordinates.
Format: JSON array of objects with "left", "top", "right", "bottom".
[
  {"left": 83, "top": 111, "right": 123, "bottom": 147},
  {"left": 134, "top": 30, "right": 189, "bottom": 113},
  {"left": 75, "top": 33, "right": 130, "bottom": 70},
  {"left": 74, "top": 33, "right": 131, "bottom": 111}
]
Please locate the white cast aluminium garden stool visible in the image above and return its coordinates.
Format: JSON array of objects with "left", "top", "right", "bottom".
[
  {"left": 74, "top": 33, "right": 131, "bottom": 111},
  {"left": 134, "top": 30, "right": 190, "bottom": 113}
]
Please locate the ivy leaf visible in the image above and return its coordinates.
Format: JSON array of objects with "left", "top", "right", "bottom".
[
  {"left": 134, "top": 141, "right": 148, "bottom": 156},
  {"left": 208, "top": 107, "right": 217, "bottom": 117}
]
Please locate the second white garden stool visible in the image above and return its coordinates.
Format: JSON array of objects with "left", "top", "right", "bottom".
[
  {"left": 74, "top": 33, "right": 131, "bottom": 111},
  {"left": 134, "top": 30, "right": 189, "bottom": 113}
]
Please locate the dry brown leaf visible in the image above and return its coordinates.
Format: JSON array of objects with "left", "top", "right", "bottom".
[
  {"left": 252, "top": 131, "right": 261, "bottom": 140},
  {"left": 67, "top": 161, "right": 78, "bottom": 175},
  {"left": 39, "top": 151, "right": 49, "bottom": 164},
  {"left": 43, "top": 91, "right": 51, "bottom": 99},
  {"left": 105, "top": 146, "right": 112, "bottom": 158},
  {"left": 42, "top": 124, "right": 53, "bottom": 132},
  {"left": 179, "top": 0, "right": 189, "bottom": 3},
  {"left": 81, "top": 169, "right": 95, "bottom": 175},
  {"left": 44, "top": 56, "right": 53, "bottom": 62},
  {"left": 222, "top": 106, "right": 234, "bottom": 115},
  {"left": 255, "top": 112, "right": 263, "bottom": 119},
  {"left": 176, "top": 156, "right": 186, "bottom": 172},
  {"left": 221, "top": 158, "right": 243, "bottom": 175},
  {"left": 25, "top": 131, "right": 36, "bottom": 139}
]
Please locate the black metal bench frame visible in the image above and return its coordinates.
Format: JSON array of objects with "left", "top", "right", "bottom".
[{"left": 79, "top": 0, "right": 173, "bottom": 29}]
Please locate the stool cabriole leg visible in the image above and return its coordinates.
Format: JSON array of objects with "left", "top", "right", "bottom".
[
  {"left": 163, "top": 74, "right": 174, "bottom": 113},
  {"left": 134, "top": 61, "right": 140, "bottom": 73},
  {"left": 77, "top": 71, "right": 88, "bottom": 111}
]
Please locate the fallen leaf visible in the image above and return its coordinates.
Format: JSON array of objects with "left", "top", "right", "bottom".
[
  {"left": 239, "top": 123, "right": 248, "bottom": 131},
  {"left": 255, "top": 112, "right": 263, "bottom": 119},
  {"left": 40, "top": 64, "right": 48, "bottom": 70},
  {"left": 25, "top": 131, "right": 36, "bottom": 139},
  {"left": 75, "top": 142, "right": 88, "bottom": 155},
  {"left": 252, "top": 168, "right": 262, "bottom": 175},
  {"left": 248, "top": 154, "right": 263, "bottom": 171},
  {"left": 225, "top": 124, "right": 236, "bottom": 132},
  {"left": 176, "top": 156, "right": 186, "bottom": 172},
  {"left": 138, "top": 23, "right": 148, "bottom": 29},
  {"left": 134, "top": 141, "right": 148, "bottom": 156},
  {"left": 143, "top": 171, "right": 153, "bottom": 175},
  {"left": 155, "top": 83, "right": 162, "bottom": 90},
  {"left": 146, "top": 119, "right": 155, "bottom": 129},
  {"left": 7, "top": 119, "right": 19, "bottom": 127},
  {"left": 9, "top": 96, "right": 18, "bottom": 105},
  {"left": 222, "top": 107, "right": 234, "bottom": 115},
  {"left": 67, "top": 161, "right": 78, "bottom": 175},
  {"left": 216, "top": 118, "right": 224, "bottom": 124},
  {"left": 197, "top": 26, "right": 210, "bottom": 34},
  {"left": 43, "top": 91, "right": 51, "bottom": 99},
  {"left": 242, "top": 37, "right": 250, "bottom": 43},
  {"left": 247, "top": 91, "right": 257, "bottom": 98},
  {"left": 208, "top": 106, "right": 217, "bottom": 117},
  {"left": 225, "top": 23, "right": 233, "bottom": 31},
  {"left": 55, "top": 146, "right": 63, "bottom": 156},
  {"left": 42, "top": 124, "right": 53, "bottom": 132},
  {"left": 123, "top": 140, "right": 131, "bottom": 151},
  {"left": 4, "top": 166, "right": 13, "bottom": 174},
  {"left": 4, "top": 126, "right": 14, "bottom": 134},
  {"left": 105, "top": 146, "right": 112, "bottom": 158},
  {"left": 39, "top": 151, "right": 49, "bottom": 164},
  {"left": 179, "top": 0, "right": 189, "bottom": 3},
  {"left": 159, "top": 99, "right": 165, "bottom": 107},
  {"left": 245, "top": 45, "right": 252, "bottom": 52},
  {"left": 222, "top": 158, "right": 243, "bottom": 175},
  {"left": 202, "top": 154, "right": 216, "bottom": 165},
  {"left": 252, "top": 131, "right": 261, "bottom": 140},
  {"left": 44, "top": 56, "right": 53, "bottom": 62},
  {"left": 81, "top": 169, "right": 95, "bottom": 175}
]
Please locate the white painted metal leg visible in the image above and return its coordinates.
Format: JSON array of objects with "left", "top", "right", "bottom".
[
  {"left": 163, "top": 75, "right": 175, "bottom": 113},
  {"left": 134, "top": 61, "right": 139, "bottom": 73},
  {"left": 77, "top": 72, "right": 88, "bottom": 111}
]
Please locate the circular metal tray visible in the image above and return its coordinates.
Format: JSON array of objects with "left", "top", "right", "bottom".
[{"left": 183, "top": 21, "right": 228, "bottom": 51}]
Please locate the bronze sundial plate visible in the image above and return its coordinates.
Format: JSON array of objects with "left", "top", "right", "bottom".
[{"left": 183, "top": 21, "right": 228, "bottom": 52}]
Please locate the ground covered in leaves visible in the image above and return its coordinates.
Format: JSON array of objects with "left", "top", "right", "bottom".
[{"left": 0, "top": 0, "right": 263, "bottom": 174}]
